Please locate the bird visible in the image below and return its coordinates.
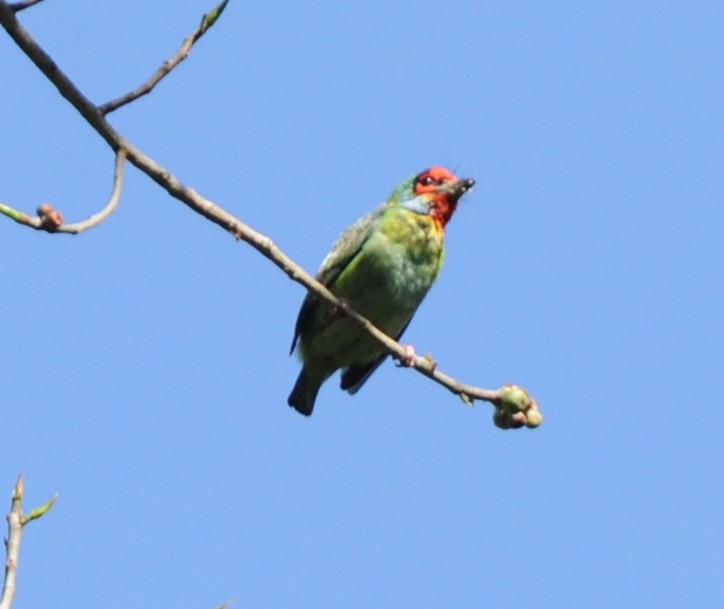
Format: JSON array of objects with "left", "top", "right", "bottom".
[{"left": 287, "top": 166, "right": 475, "bottom": 415}]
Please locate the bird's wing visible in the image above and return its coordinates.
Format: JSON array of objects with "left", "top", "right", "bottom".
[{"left": 289, "top": 204, "right": 388, "bottom": 354}]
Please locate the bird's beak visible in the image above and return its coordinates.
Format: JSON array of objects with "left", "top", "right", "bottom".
[{"left": 439, "top": 178, "right": 475, "bottom": 201}]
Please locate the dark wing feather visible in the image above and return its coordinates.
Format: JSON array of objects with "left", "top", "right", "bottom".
[{"left": 339, "top": 318, "right": 412, "bottom": 394}]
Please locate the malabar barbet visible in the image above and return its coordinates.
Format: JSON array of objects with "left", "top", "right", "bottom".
[{"left": 288, "top": 166, "right": 475, "bottom": 415}]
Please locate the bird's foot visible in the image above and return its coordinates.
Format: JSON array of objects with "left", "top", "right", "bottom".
[{"left": 396, "top": 345, "right": 417, "bottom": 367}]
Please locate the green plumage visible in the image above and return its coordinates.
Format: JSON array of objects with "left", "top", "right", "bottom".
[{"left": 288, "top": 168, "right": 474, "bottom": 415}]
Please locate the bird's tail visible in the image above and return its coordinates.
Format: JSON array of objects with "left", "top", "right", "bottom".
[{"left": 287, "top": 367, "right": 324, "bottom": 416}]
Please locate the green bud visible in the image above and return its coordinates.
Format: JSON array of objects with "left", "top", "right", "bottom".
[
  {"left": 202, "top": 0, "right": 230, "bottom": 30},
  {"left": 525, "top": 409, "right": 543, "bottom": 428},
  {"left": 493, "top": 407, "right": 510, "bottom": 429},
  {"left": 499, "top": 385, "right": 531, "bottom": 414},
  {"left": 22, "top": 493, "right": 58, "bottom": 525}
]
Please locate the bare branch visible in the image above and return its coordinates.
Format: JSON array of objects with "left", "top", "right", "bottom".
[
  {"left": 0, "top": 476, "right": 23, "bottom": 609},
  {"left": 0, "top": 149, "right": 127, "bottom": 234},
  {"left": 98, "top": 0, "right": 230, "bottom": 115},
  {"left": 9, "top": 0, "right": 44, "bottom": 12},
  {"left": 60, "top": 149, "right": 126, "bottom": 233},
  {"left": 0, "top": 476, "right": 57, "bottom": 609},
  {"left": 0, "top": 1, "right": 541, "bottom": 427}
]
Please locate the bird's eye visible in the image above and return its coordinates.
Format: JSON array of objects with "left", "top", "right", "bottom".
[{"left": 419, "top": 175, "right": 435, "bottom": 186}]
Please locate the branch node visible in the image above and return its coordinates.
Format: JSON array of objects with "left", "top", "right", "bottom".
[
  {"left": 36, "top": 203, "right": 63, "bottom": 232},
  {"left": 20, "top": 493, "right": 58, "bottom": 526},
  {"left": 422, "top": 353, "right": 437, "bottom": 371},
  {"left": 459, "top": 392, "right": 474, "bottom": 407}
]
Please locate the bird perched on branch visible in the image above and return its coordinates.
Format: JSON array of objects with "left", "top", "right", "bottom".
[{"left": 288, "top": 166, "right": 475, "bottom": 415}]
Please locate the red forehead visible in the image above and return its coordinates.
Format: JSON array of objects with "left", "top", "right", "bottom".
[
  {"left": 425, "top": 166, "right": 457, "bottom": 182},
  {"left": 414, "top": 166, "right": 458, "bottom": 196}
]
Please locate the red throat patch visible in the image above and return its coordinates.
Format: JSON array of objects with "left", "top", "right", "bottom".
[{"left": 413, "top": 166, "right": 461, "bottom": 228}]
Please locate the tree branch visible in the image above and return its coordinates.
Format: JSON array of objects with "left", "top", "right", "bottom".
[
  {"left": 0, "top": 476, "right": 57, "bottom": 609},
  {"left": 8, "top": 0, "right": 44, "bottom": 12},
  {"left": 0, "top": 478, "right": 23, "bottom": 609},
  {"left": 0, "top": 1, "right": 542, "bottom": 428},
  {"left": 0, "top": 149, "right": 126, "bottom": 233},
  {"left": 99, "top": 0, "right": 230, "bottom": 115}
]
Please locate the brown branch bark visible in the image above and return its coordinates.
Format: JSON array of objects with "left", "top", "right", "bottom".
[{"left": 0, "top": 1, "right": 541, "bottom": 427}]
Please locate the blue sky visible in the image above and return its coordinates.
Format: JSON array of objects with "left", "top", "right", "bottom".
[{"left": 1, "top": 1, "right": 723, "bottom": 607}]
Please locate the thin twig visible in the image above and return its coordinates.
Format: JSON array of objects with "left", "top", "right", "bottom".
[
  {"left": 0, "top": 477, "right": 23, "bottom": 609},
  {"left": 0, "top": 476, "right": 57, "bottom": 609},
  {"left": 61, "top": 149, "right": 126, "bottom": 233},
  {"left": 0, "top": 1, "right": 541, "bottom": 426},
  {"left": 9, "top": 0, "right": 43, "bottom": 12},
  {"left": 0, "top": 149, "right": 126, "bottom": 234},
  {"left": 98, "top": 0, "right": 230, "bottom": 115}
]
